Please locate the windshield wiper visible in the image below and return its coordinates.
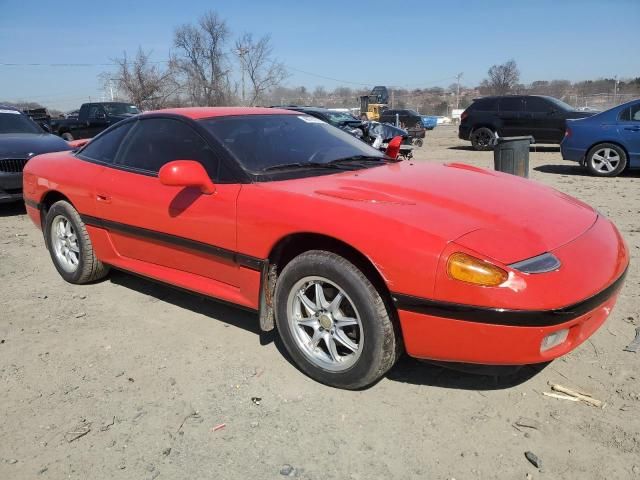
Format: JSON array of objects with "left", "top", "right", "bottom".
[{"left": 326, "top": 155, "right": 390, "bottom": 165}]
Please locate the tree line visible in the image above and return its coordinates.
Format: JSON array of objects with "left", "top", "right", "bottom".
[{"left": 102, "top": 10, "right": 288, "bottom": 110}]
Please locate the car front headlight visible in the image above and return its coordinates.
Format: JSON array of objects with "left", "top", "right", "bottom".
[{"left": 447, "top": 252, "right": 508, "bottom": 287}]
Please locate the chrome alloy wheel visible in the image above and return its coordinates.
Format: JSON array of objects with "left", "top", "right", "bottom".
[
  {"left": 591, "top": 147, "right": 621, "bottom": 173},
  {"left": 286, "top": 276, "right": 363, "bottom": 372},
  {"left": 50, "top": 215, "right": 80, "bottom": 273}
]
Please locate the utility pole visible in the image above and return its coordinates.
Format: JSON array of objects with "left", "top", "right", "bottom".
[
  {"left": 390, "top": 89, "right": 394, "bottom": 108},
  {"left": 235, "top": 46, "right": 249, "bottom": 105},
  {"left": 613, "top": 75, "right": 619, "bottom": 105},
  {"left": 455, "top": 72, "right": 463, "bottom": 110}
]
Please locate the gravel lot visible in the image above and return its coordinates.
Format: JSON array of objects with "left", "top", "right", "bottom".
[{"left": 1, "top": 126, "right": 639, "bottom": 479}]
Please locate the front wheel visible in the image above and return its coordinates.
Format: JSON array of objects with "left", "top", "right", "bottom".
[
  {"left": 585, "top": 143, "right": 627, "bottom": 177},
  {"left": 275, "top": 251, "right": 400, "bottom": 389},
  {"left": 61, "top": 132, "right": 74, "bottom": 141},
  {"left": 44, "top": 200, "right": 110, "bottom": 284}
]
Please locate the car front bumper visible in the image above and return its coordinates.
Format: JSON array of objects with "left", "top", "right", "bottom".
[
  {"left": 395, "top": 285, "right": 622, "bottom": 364},
  {"left": 0, "top": 172, "right": 23, "bottom": 203}
]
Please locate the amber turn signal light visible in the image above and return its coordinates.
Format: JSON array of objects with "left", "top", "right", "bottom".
[{"left": 447, "top": 252, "right": 508, "bottom": 287}]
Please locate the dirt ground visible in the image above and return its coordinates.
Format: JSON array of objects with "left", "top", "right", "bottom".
[{"left": 1, "top": 126, "right": 639, "bottom": 480}]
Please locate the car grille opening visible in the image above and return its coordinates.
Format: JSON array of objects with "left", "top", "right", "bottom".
[{"left": 0, "top": 158, "right": 29, "bottom": 173}]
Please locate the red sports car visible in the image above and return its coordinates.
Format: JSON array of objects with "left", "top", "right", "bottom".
[{"left": 22, "top": 107, "right": 629, "bottom": 389}]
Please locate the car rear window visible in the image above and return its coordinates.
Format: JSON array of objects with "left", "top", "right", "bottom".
[{"left": 469, "top": 98, "right": 498, "bottom": 111}]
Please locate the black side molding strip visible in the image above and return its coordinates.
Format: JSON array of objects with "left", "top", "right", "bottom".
[
  {"left": 24, "top": 199, "right": 40, "bottom": 209},
  {"left": 392, "top": 267, "right": 627, "bottom": 327},
  {"left": 81, "top": 214, "right": 265, "bottom": 271}
]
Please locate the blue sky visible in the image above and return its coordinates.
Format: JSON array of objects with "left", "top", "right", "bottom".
[{"left": 1, "top": 0, "right": 638, "bottom": 110}]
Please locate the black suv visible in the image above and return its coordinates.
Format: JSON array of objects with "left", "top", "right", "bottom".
[
  {"left": 459, "top": 95, "right": 597, "bottom": 150},
  {"left": 379, "top": 109, "right": 423, "bottom": 129}
]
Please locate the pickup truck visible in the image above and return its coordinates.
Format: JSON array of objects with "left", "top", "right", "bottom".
[{"left": 50, "top": 102, "right": 140, "bottom": 140}]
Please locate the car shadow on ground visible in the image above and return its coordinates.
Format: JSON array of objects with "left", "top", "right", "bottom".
[
  {"left": 0, "top": 202, "right": 26, "bottom": 217},
  {"left": 449, "top": 145, "right": 560, "bottom": 153},
  {"left": 535, "top": 164, "right": 640, "bottom": 178},
  {"left": 108, "top": 270, "right": 547, "bottom": 390},
  {"left": 386, "top": 356, "right": 549, "bottom": 391}
]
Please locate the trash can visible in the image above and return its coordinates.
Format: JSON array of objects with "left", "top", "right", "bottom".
[{"left": 493, "top": 136, "right": 533, "bottom": 178}]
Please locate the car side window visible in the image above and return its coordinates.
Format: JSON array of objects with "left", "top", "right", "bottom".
[
  {"left": 79, "top": 122, "right": 133, "bottom": 164},
  {"left": 525, "top": 97, "right": 553, "bottom": 113},
  {"left": 630, "top": 104, "right": 640, "bottom": 122},
  {"left": 115, "top": 118, "right": 233, "bottom": 182},
  {"left": 472, "top": 98, "right": 498, "bottom": 111},
  {"left": 498, "top": 97, "right": 523, "bottom": 112},
  {"left": 88, "top": 105, "right": 105, "bottom": 119}
]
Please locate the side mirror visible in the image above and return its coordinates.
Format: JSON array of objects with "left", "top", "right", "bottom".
[{"left": 159, "top": 160, "right": 216, "bottom": 195}]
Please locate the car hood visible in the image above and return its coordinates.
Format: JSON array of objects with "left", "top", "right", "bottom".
[
  {"left": 0, "top": 133, "right": 70, "bottom": 158},
  {"left": 269, "top": 161, "right": 597, "bottom": 264}
]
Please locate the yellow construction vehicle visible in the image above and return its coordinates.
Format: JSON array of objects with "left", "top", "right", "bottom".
[{"left": 359, "top": 86, "right": 389, "bottom": 121}]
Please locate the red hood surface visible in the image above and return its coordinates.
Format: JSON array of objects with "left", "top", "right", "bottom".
[{"left": 265, "top": 161, "right": 597, "bottom": 264}]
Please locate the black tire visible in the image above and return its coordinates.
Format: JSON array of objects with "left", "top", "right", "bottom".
[
  {"left": 585, "top": 143, "right": 627, "bottom": 177},
  {"left": 44, "top": 200, "right": 109, "bottom": 284},
  {"left": 61, "top": 132, "right": 74, "bottom": 141},
  {"left": 274, "top": 250, "right": 400, "bottom": 389},
  {"left": 470, "top": 127, "right": 495, "bottom": 151},
  {"left": 413, "top": 138, "right": 424, "bottom": 147}
]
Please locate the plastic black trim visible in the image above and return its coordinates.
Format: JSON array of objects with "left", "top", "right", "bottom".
[
  {"left": 81, "top": 214, "right": 264, "bottom": 271},
  {"left": 392, "top": 267, "right": 627, "bottom": 327}
]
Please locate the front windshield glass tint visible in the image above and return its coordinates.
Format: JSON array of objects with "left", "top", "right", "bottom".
[
  {"left": 103, "top": 104, "right": 140, "bottom": 115},
  {"left": 0, "top": 110, "right": 42, "bottom": 134},
  {"left": 201, "top": 114, "right": 384, "bottom": 173},
  {"left": 325, "top": 111, "right": 358, "bottom": 123}
]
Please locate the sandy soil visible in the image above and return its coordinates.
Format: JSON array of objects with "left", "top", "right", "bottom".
[{"left": 1, "top": 126, "right": 639, "bottom": 479}]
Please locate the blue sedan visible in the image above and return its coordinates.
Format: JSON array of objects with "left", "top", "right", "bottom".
[{"left": 561, "top": 99, "right": 640, "bottom": 176}]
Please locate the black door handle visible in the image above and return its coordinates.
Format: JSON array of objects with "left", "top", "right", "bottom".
[{"left": 623, "top": 126, "right": 640, "bottom": 131}]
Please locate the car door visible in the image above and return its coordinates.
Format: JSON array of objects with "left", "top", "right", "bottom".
[
  {"left": 95, "top": 116, "right": 243, "bottom": 288},
  {"left": 497, "top": 97, "right": 525, "bottom": 137},
  {"left": 523, "top": 97, "right": 560, "bottom": 142},
  {"left": 86, "top": 105, "right": 109, "bottom": 138},
  {"left": 617, "top": 102, "right": 640, "bottom": 166}
]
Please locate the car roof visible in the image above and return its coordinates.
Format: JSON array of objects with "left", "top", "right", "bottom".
[
  {"left": 150, "top": 106, "right": 298, "bottom": 120},
  {"left": 272, "top": 106, "right": 332, "bottom": 114},
  {"left": 0, "top": 105, "right": 22, "bottom": 112}
]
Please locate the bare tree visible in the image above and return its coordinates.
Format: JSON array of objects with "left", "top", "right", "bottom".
[
  {"left": 235, "top": 33, "right": 287, "bottom": 106},
  {"left": 481, "top": 59, "right": 520, "bottom": 95},
  {"left": 172, "top": 11, "right": 235, "bottom": 106},
  {"left": 110, "top": 48, "right": 178, "bottom": 110}
]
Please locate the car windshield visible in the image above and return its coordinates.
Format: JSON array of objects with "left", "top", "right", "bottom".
[
  {"left": 0, "top": 110, "right": 42, "bottom": 134},
  {"left": 103, "top": 103, "right": 140, "bottom": 116},
  {"left": 324, "top": 111, "right": 359, "bottom": 123},
  {"left": 406, "top": 110, "right": 420, "bottom": 116},
  {"left": 545, "top": 97, "right": 575, "bottom": 111},
  {"left": 201, "top": 114, "right": 385, "bottom": 175}
]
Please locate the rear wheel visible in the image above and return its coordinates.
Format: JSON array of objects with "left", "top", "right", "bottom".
[
  {"left": 470, "top": 127, "right": 496, "bottom": 151},
  {"left": 275, "top": 251, "right": 400, "bottom": 389},
  {"left": 585, "top": 143, "right": 627, "bottom": 177},
  {"left": 44, "top": 200, "right": 109, "bottom": 284}
]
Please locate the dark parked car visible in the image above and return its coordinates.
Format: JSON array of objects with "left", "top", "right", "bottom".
[
  {"left": 277, "top": 106, "right": 364, "bottom": 136},
  {"left": 561, "top": 99, "right": 640, "bottom": 177},
  {"left": 379, "top": 109, "right": 423, "bottom": 129},
  {"left": 50, "top": 102, "right": 140, "bottom": 141},
  {"left": 459, "top": 95, "right": 597, "bottom": 150},
  {"left": 0, "top": 106, "right": 70, "bottom": 203}
]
